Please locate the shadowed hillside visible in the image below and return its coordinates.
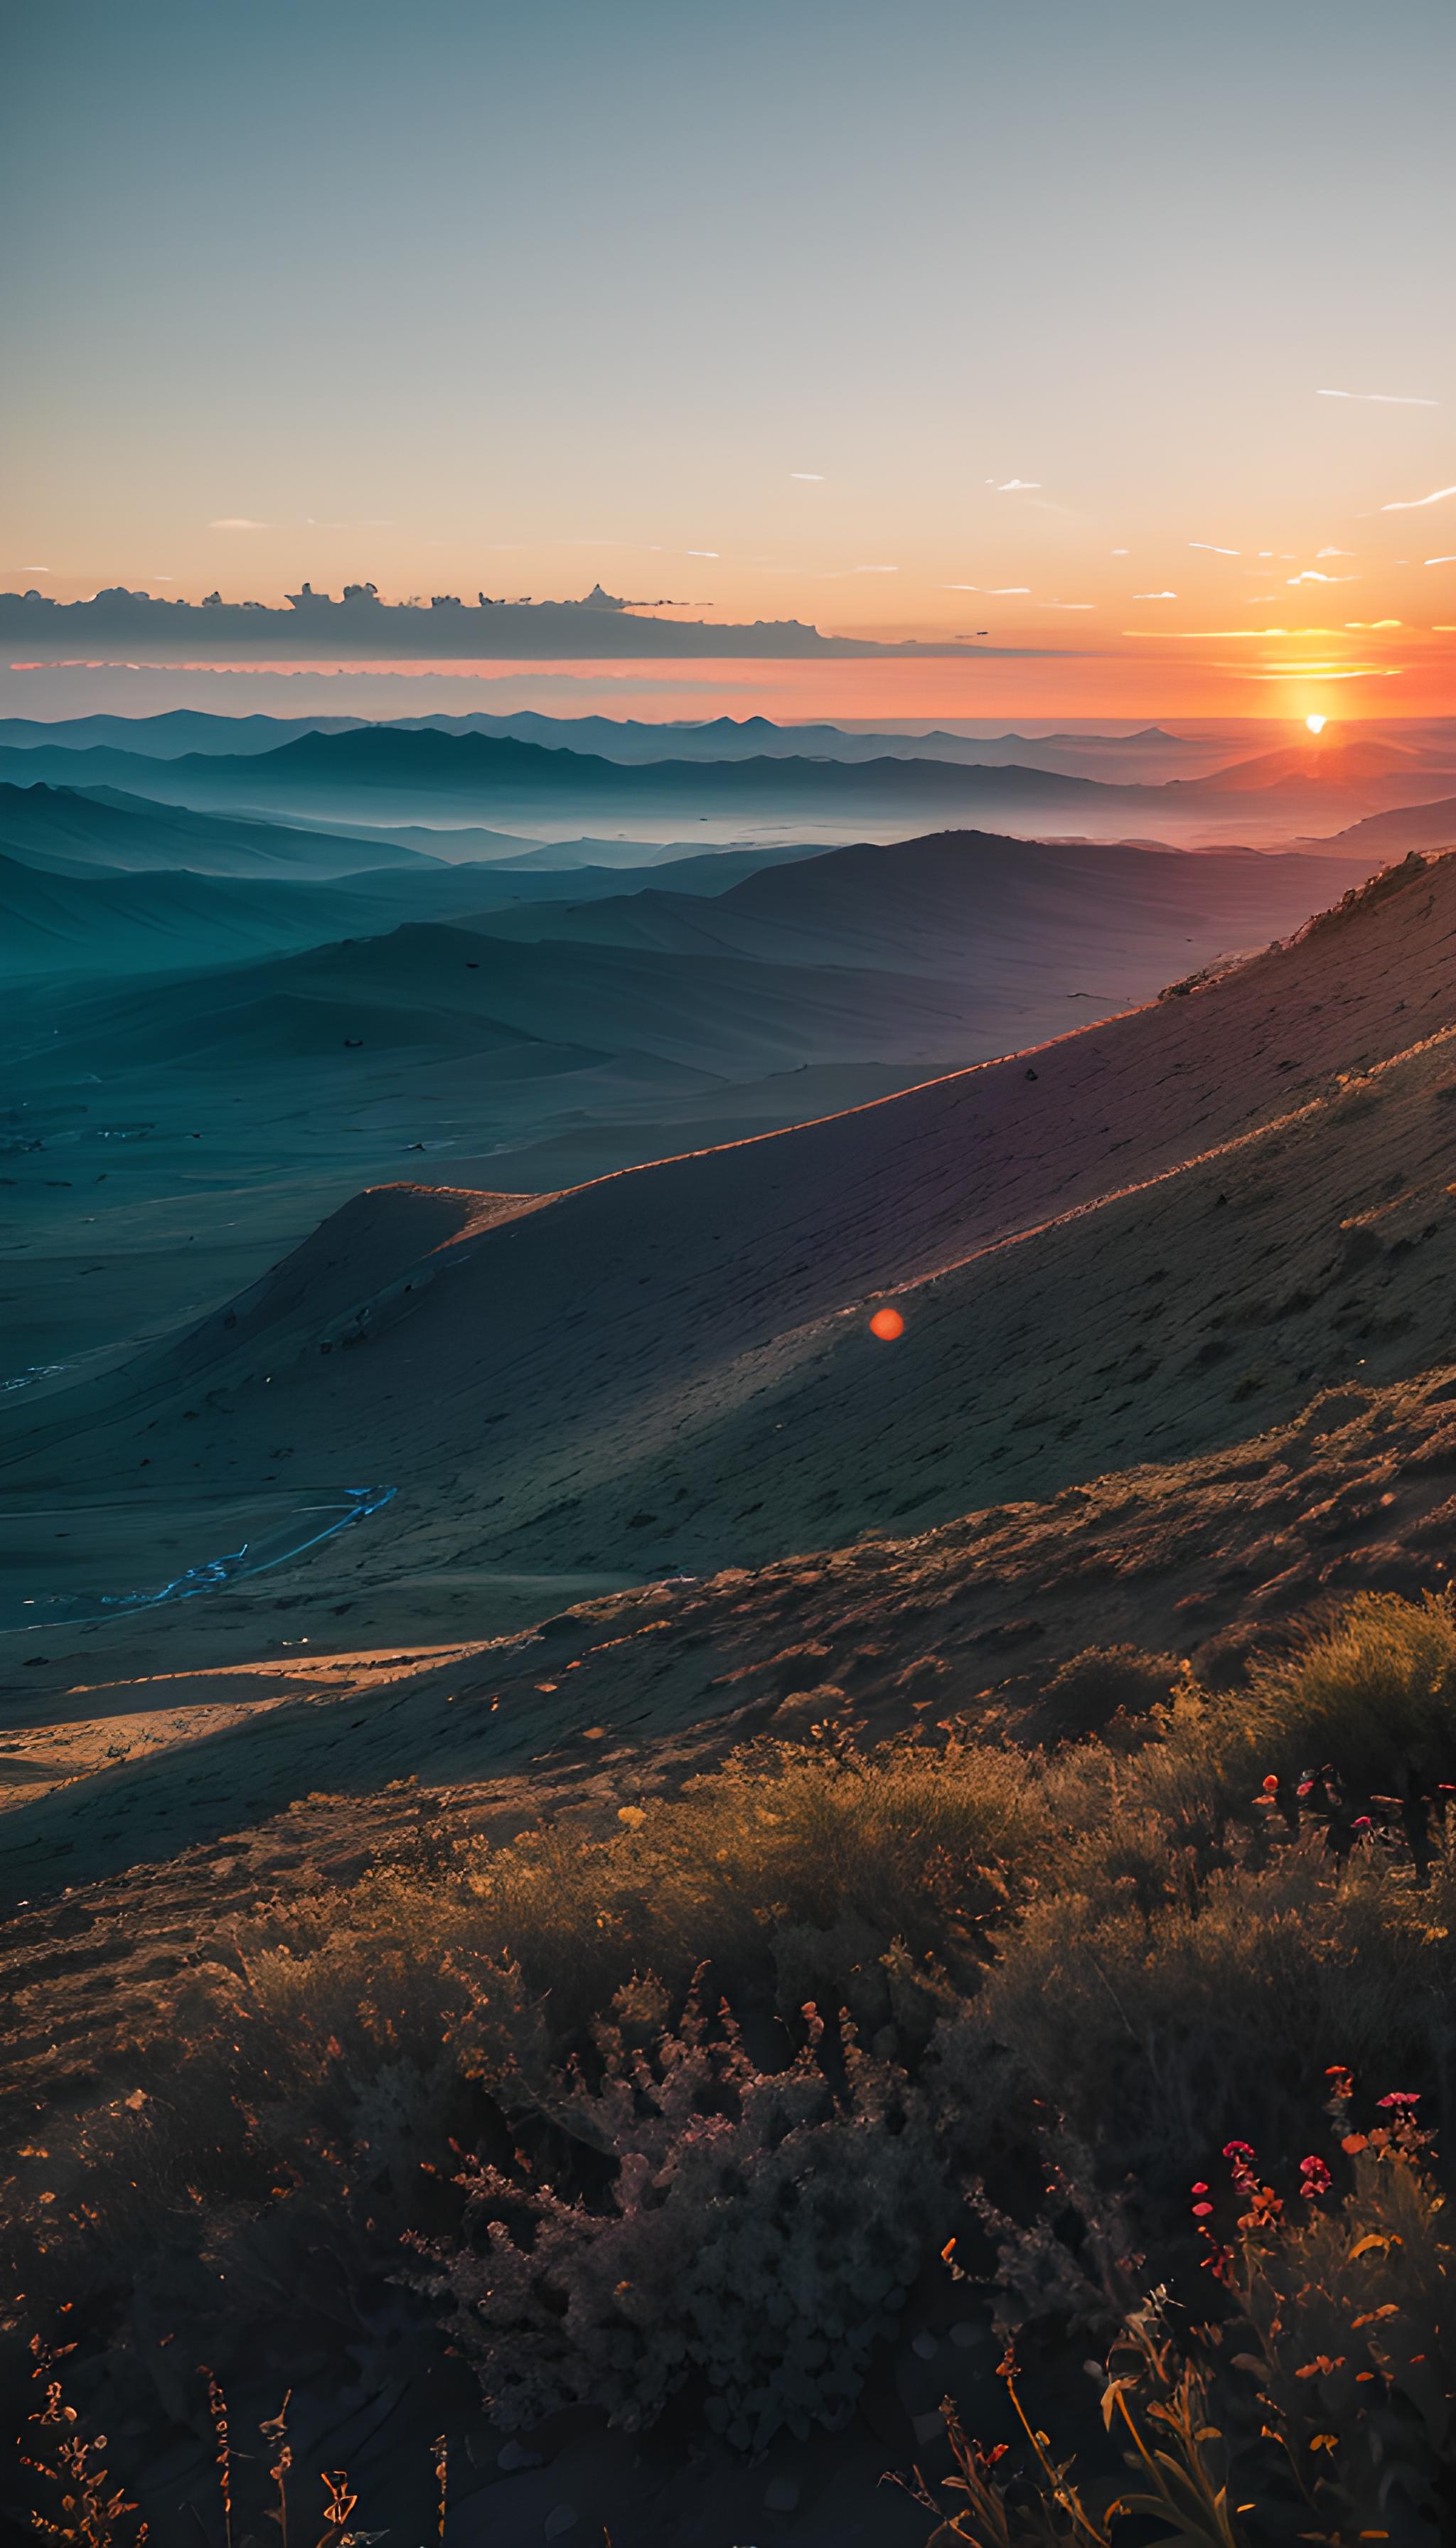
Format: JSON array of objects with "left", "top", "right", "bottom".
[{"left": 10, "top": 852, "right": 1455, "bottom": 1615}]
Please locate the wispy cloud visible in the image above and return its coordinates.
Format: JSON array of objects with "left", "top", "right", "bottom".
[
  {"left": 1129, "top": 625, "right": 1349, "bottom": 639},
  {"left": 1381, "top": 485, "right": 1456, "bottom": 512},
  {"left": 1316, "top": 546, "right": 1354, "bottom": 558},
  {"left": 989, "top": 478, "right": 1041, "bottom": 491},
  {"left": 789, "top": 471, "right": 825, "bottom": 481},
  {"left": 1133, "top": 590, "right": 1177, "bottom": 599},
  {"left": 686, "top": 549, "right": 719, "bottom": 557},
  {"left": 1288, "top": 569, "right": 1359, "bottom": 584},
  {"left": 1110, "top": 547, "right": 1129, "bottom": 555},
  {"left": 1426, "top": 555, "right": 1456, "bottom": 567},
  {"left": 941, "top": 583, "right": 1030, "bottom": 594},
  {"left": 852, "top": 563, "right": 899, "bottom": 573},
  {"left": 1317, "top": 388, "right": 1438, "bottom": 406},
  {"left": 1344, "top": 619, "right": 1401, "bottom": 628},
  {"left": 1040, "top": 599, "right": 1095, "bottom": 609},
  {"left": 1189, "top": 541, "right": 1240, "bottom": 555},
  {"left": 209, "top": 517, "right": 270, "bottom": 531},
  {"left": 1234, "top": 665, "right": 1403, "bottom": 682}
]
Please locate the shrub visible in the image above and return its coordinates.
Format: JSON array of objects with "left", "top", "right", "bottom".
[
  {"left": 14, "top": 1600, "right": 1456, "bottom": 2489},
  {"left": 1135, "top": 1592, "right": 1456, "bottom": 1836},
  {"left": 911, "top": 2081, "right": 1456, "bottom": 2547},
  {"left": 406, "top": 1988, "right": 951, "bottom": 2450},
  {"left": 956, "top": 1836, "right": 1456, "bottom": 2183},
  {"left": 1039, "top": 1644, "right": 1182, "bottom": 1743}
]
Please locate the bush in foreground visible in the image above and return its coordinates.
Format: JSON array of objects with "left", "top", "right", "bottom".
[{"left": 9, "top": 1592, "right": 1456, "bottom": 2516}]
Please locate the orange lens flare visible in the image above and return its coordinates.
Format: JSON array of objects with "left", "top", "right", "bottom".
[{"left": 869, "top": 1307, "right": 905, "bottom": 1341}]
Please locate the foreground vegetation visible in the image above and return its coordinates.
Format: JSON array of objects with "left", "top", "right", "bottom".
[{"left": 11, "top": 1592, "right": 1456, "bottom": 2539}]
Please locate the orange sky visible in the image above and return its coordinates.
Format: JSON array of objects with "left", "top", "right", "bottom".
[{"left": 7, "top": 1, "right": 1455, "bottom": 725}]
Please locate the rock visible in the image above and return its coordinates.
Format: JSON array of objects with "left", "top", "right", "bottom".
[
  {"left": 544, "top": 2508, "right": 578, "bottom": 2540},
  {"left": 911, "top": 2330, "right": 938, "bottom": 2360},
  {"left": 498, "top": 2438, "right": 542, "bottom": 2471},
  {"left": 912, "top": 2407, "right": 946, "bottom": 2443},
  {"left": 764, "top": 2475, "right": 800, "bottom": 2512},
  {"left": 950, "top": 2320, "right": 985, "bottom": 2349}
]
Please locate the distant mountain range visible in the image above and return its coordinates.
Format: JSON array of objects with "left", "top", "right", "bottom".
[
  {"left": 1, "top": 721, "right": 1452, "bottom": 850},
  {"left": 0, "top": 709, "right": 1204, "bottom": 776}
]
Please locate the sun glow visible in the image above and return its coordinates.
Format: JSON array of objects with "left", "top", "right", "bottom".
[{"left": 1305, "top": 712, "right": 1327, "bottom": 734}]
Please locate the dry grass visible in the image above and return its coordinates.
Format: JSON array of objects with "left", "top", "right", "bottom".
[{"left": 9, "top": 1593, "right": 1456, "bottom": 2521}]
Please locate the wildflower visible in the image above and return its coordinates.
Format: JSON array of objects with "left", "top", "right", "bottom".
[
  {"left": 1376, "top": 2091, "right": 1420, "bottom": 2110},
  {"left": 1299, "top": 2156, "right": 1332, "bottom": 2199}
]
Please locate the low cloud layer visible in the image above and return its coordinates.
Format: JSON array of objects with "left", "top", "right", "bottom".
[{"left": 0, "top": 584, "right": 1042, "bottom": 663}]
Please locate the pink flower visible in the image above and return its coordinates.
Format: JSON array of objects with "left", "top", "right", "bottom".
[{"left": 1376, "top": 2091, "right": 1420, "bottom": 2110}]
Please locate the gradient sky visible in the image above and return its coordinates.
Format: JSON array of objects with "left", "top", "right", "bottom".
[{"left": 4, "top": 0, "right": 1455, "bottom": 719}]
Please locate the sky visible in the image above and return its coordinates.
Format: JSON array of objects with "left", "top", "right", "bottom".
[{"left": 4, "top": 0, "right": 1455, "bottom": 722}]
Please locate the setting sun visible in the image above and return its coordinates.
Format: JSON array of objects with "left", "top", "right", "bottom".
[{"left": 1305, "top": 713, "right": 1328, "bottom": 735}]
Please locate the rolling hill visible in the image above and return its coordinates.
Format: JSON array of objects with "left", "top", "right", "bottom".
[
  {"left": 0, "top": 839, "right": 828, "bottom": 979},
  {"left": 471, "top": 832, "right": 1364, "bottom": 977},
  {"left": 15, "top": 851, "right": 1456, "bottom": 1615},
  {"left": 0, "top": 781, "right": 441, "bottom": 878},
  {"left": 1318, "top": 794, "right": 1456, "bottom": 859}
]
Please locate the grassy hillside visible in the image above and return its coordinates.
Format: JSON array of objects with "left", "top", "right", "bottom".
[{"left": 6, "top": 855, "right": 1456, "bottom": 2543}]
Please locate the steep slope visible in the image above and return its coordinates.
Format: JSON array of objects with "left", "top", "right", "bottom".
[
  {"left": 16, "top": 854, "right": 1456, "bottom": 1599},
  {"left": 6, "top": 1351, "right": 1454, "bottom": 1901}
]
